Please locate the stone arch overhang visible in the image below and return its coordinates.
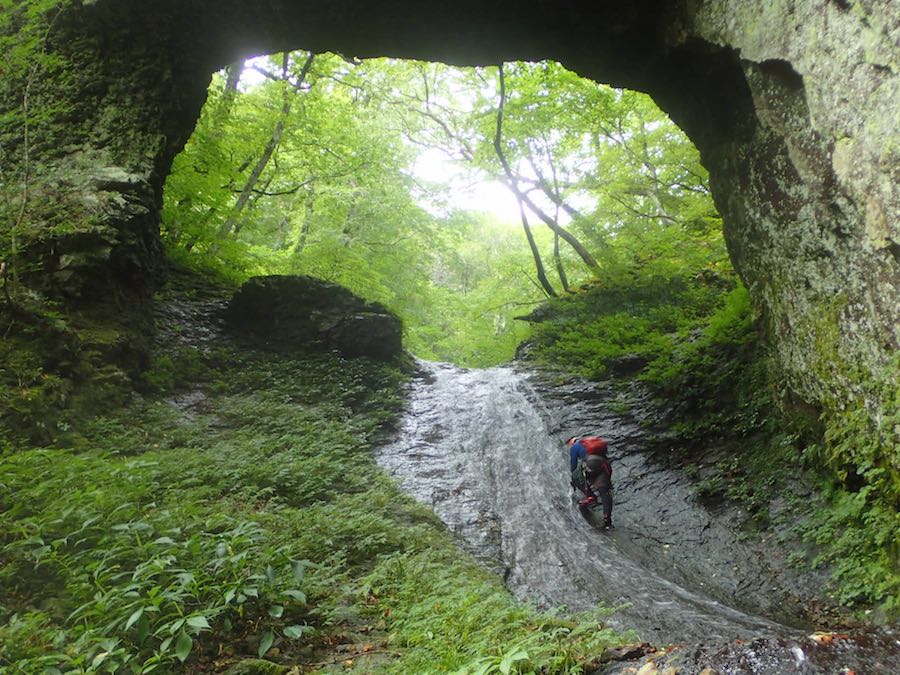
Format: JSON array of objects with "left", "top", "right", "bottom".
[{"left": 5, "top": 0, "right": 898, "bottom": 429}]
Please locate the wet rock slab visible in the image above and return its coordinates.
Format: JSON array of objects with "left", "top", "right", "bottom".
[
  {"left": 611, "top": 628, "right": 900, "bottom": 675},
  {"left": 375, "top": 360, "right": 900, "bottom": 671}
]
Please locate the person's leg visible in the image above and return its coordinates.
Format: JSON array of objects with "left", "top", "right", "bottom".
[
  {"left": 591, "top": 475, "right": 613, "bottom": 526},
  {"left": 599, "top": 486, "right": 613, "bottom": 526}
]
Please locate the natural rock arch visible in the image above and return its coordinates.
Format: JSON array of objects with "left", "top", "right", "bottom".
[{"left": 3, "top": 1, "right": 898, "bottom": 446}]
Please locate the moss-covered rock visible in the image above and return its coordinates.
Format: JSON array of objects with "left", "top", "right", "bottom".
[
  {"left": 222, "top": 659, "right": 290, "bottom": 675},
  {"left": 225, "top": 275, "right": 404, "bottom": 361}
]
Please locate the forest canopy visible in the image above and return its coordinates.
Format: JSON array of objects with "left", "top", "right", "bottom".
[{"left": 162, "top": 53, "right": 729, "bottom": 367}]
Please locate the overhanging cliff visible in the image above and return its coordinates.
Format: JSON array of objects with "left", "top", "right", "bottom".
[{"left": 1, "top": 1, "right": 897, "bottom": 457}]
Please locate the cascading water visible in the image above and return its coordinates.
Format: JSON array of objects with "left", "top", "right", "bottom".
[{"left": 376, "top": 361, "right": 900, "bottom": 673}]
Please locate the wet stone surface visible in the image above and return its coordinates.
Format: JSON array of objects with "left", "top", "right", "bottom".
[{"left": 375, "top": 361, "right": 900, "bottom": 671}]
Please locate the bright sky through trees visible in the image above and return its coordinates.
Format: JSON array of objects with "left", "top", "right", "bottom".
[
  {"left": 240, "top": 56, "right": 519, "bottom": 222},
  {"left": 167, "top": 52, "right": 722, "bottom": 366},
  {"left": 411, "top": 148, "right": 521, "bottom": 222},
  {"left": 240, "top": 56, "right": 530, "bottom": 225}
]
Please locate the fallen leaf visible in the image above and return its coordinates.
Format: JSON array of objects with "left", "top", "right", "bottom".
[{"left": 809, "top": 632, "right": 834, "bottom": 644}]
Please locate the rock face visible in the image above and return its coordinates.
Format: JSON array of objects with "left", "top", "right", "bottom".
[
  {"left": 1, "top": 1, "right": 897, "bottom": 447},
  {"left": 225, "top": 275, "right": 403, "bottom": 361}
]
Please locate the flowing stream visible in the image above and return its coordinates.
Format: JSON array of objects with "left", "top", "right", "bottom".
[{"left": 376, "top": 361, "right": 900, "bottom": 674}]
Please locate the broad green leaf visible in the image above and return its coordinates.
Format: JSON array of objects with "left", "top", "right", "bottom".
[
  {"left": 186, "top": 615, "right": 211, "bottom": 630},
  {"left": 175, "top": 632, "right": 193, "bottom": 662},
  {"left": 124, "top": 607, "right": 143, "bottom": 631},
  {"left": 499, "top": 648, "right": 528, "bottom": 674},
  {"left": 258, "top": 629, "right": 275, "bottom": 657},
  {"left": 268, "top": 605, "right": 284, "bottom": 618},
  {"left": 291, "top": 559, "right": 308, "bottom": 582},
  {"left": 284, "top": 625, "right": 306, "bottom": 639}
]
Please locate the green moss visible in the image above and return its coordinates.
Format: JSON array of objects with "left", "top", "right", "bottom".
[
  {"left": 141, "top": 348, "right": 209, "bottom": 394},
  {"left": 1, "top": 332, "right": 630, "bottom": 671},
  {"left": 223, "top": 659, "right": 290, "bottom": 675}
]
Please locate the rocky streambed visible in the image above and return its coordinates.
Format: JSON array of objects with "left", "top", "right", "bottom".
[{"left": 375, "top": 361, "right": 900, "bottom": 674}]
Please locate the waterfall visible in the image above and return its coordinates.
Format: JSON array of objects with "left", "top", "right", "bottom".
[{"left": 376, "top": 361, "right": 789, "bottom": 643}]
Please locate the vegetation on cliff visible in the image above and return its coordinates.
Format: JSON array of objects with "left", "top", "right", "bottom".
[{"left": 2, "top": 30, "right": 897, "bottom": 673}]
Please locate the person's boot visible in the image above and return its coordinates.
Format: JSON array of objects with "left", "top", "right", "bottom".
[{"left": 603, "top": 515, "right": 613, "bottom": 530}]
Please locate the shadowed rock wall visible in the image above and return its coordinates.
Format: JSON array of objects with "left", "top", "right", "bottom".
[
  {"left": 2, "top": 1, "right": 897, "bottom": 446},
  {"left": 225, "top": 275, "right": 403, "bottom": 361}
]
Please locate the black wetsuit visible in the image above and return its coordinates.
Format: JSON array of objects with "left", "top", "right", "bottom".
[
  {"left": 573, "top": 456, "right": 613, "bottom": 526},
  {"left": 586, "top": 465, "right": 613, "bottom": 525}
]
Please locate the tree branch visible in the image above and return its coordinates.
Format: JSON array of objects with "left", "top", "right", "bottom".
[{"left": 493, "top": 64, "right": 600, "bottom": 274}]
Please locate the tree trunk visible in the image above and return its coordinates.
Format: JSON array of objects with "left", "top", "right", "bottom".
[
  {"left": 553, "top": 231, "right": 570, "bottom": 293},
  {"left": 518, "top": 201, "right": 557, "bottom": 297},
  {"left": 493, "top": 64, "right": 601, "bottom": 276},
  {"left": 293, "top": 185, "right": 316, "bottom": 254},
  {"left": 215, "top": 52, "right": 315, "bottom": 242},
  {"left": 223, "top": 61, "right": 244, "bottom": 95},
  {"left": 546, "top": 162, "right": 571, "bottom": 293},
  {"left": 341, "top": 198, "right": 359, "bottom": 248}
]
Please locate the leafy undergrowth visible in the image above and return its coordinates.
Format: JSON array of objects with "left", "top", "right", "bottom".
[
  {"left": 0, "top": 346, "right": 629, "bottom": 672},
  {"left": 526, "top": 279, "right": 899, "bottom": 620},
  {"left": 0, "top": 291, "right": 147, "bottom": 447}
]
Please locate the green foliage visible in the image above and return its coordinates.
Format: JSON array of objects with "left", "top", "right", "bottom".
[
  {"left": 1, "top": 340, "right": 629, "bottom": 671},
  {"left": 359, "top": 548, "right": 629, "bottom": 673},
  {"left": 529, "top": 274, "right": 737, "bottom": 383},
  {"left": 161, "top": 55, "right": 724, "bottom": 370},
  {"left": 141, "top": 348, "right": 209, "bottom": 394},
  {"left": 1, "top": 433, "right": 315, "bottom": 670},
  {"left": 0, "top": 297, "right": 76, "bottom": 442},
  {"left": 789, "top": 353, "right": 900, "bottom": 615},
  {"left": 0, "top": 0, "right": 78, "bottom": 270},
  {"left": 163, "top": 55, "right": 505, "bottom": 365},
  {"left": 797, "top": 484, "right": 899, "bottom": 614}
]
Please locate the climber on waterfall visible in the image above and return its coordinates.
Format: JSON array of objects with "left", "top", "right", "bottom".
[{"left": 567, "top": 436, "right": 613, "bottom": 529}]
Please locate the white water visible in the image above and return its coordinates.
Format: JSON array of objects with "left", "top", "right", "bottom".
[{"left": 376, "top": 362, "right": 788, "bottom": 643}]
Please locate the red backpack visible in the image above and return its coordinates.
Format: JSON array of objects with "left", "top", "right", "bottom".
[{"left": 581, "top": 436, "right": 608, "bottom": 455}]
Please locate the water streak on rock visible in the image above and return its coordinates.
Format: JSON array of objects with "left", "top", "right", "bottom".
[{"left": 377, "top": 361, "right": 794, "bottom": 643}]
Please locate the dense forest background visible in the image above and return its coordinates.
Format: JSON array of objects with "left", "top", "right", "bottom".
[{"left": 161, "top": 54, "right": 726, "bottom": 368}]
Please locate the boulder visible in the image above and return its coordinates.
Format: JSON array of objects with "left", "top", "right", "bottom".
[{"left": 224, "top": 275, "right": 403, "bottom": 361}]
